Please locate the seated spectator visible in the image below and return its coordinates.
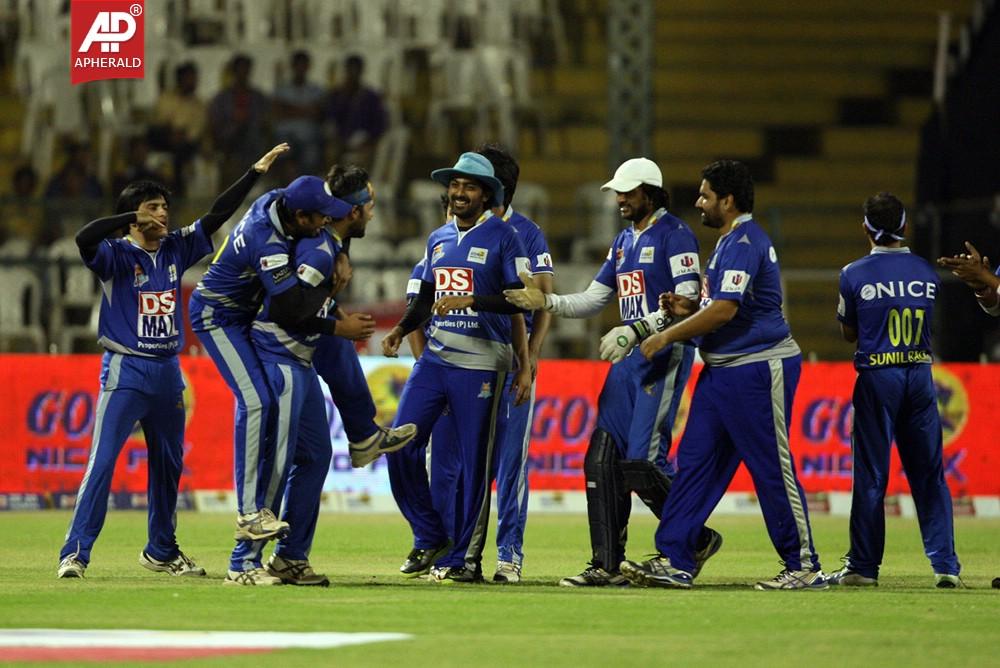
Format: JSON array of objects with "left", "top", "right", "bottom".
[
  {"left": 208, "top": 54, "right": 270, "bottom": 187},
  {"left": 43, "top": 142, "right": 105, "bottom": 243},
  {"left": 326, "top": 55, "right": 388, "bottom": 168},
  {"left": 273, "top": 50, "right": 325, "bottom": 175},
  {"left": 148, "top": 62, "right": 207, "bottom": 195},
  {"left": 0, "top": 165, "right": 43, "bottom": 249},
  {"left": 112, "top": 136, "right": 166, "bottom": 197}
]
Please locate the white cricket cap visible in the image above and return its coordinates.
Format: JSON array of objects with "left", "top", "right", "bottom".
[{"left": 600, "top": 157, "right": 663, "bottom": 192}]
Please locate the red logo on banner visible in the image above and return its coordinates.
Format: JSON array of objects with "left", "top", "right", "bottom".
[{"left": 71, "top": 0, "right": 145, "bottom": 85}]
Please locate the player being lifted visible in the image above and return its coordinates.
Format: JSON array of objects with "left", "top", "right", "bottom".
[
  {"left": 830, "top": 192, "right": 962, "bottom": 588},
  {"left": 57, "top": 144, "right": 288, "bottom": 579},
  {"left": 505, "top": 158, "right": 722, "bottom": 587}
]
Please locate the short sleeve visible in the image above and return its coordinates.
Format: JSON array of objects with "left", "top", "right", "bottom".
[
  {"left": 521, "top": 225, "right": 554, "bottom": 275},
  {"left": 172, "top": 219, "right": 215, "bottom": 271},
  {"left": 710, "top": 236, "right": 756, "bottom": 303},
  {"left": 253, "top": 236, "right": 297, "bottom": 297},
  {"left": 837, "top": 269, "right": 857, "bottom": 327},
  {"left": 501, "top": 227, "right": 529, "bottom": 286},
  {"left": 295, "top": 243, "right": 335, "bottom": 288},
  {"left": 407, "top": 259, "right": 426, "bottom": 298},
  {"left": 82, "top": 239, "right": 117, "bottom": 281},
  {"left": 593, "top": 243, "right": 618, "bottom": 289}
]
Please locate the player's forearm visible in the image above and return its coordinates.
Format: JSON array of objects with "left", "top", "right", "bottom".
[
  {"left": 544, "top": 281, "right": 615, "bottom": 318},
  {"left": 199, "top": 167, "right": 262, "bottom": 235},
  {"left": 397, "top": 284, "right": 433, "bottom": 335},
  {"left": 473, "top": 292, "right": 527, "bottom": 314},
  {"left": 511, "top": 314, "right": 530, "bottom": 368},
  {"left": 75, "top": 212, "right": 136, "bottom": 257},
  {"left": 407, "top": 330, "right": 427, "bottom": 358},
  {"left": 663, "top": 299, "right": 738, "bottom": 343},
  {"left": 269, "top": 284, "right": 332, "bottom": 332},
  {"left": 975, "top": 281, "right": 1000, "bottom": 314}
]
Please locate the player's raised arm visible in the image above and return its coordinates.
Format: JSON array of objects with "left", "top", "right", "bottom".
[{"left": 198, "top": 143, "right": 290, "bottom": 235}]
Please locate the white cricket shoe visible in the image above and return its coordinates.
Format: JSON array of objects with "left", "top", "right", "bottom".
[
  {"left": 266, "top": 554, "right": 330, "bottom": 586},
  {"left": 349, "top": 424, "right": 417, "bottom": 467},
  {"left": 234, "top": 508, "right": 289, "bottom": 541},
  {"left": 57, "top": 556, "right": 86, "bottom": 579},
  {"left": 139, "top": 550, "right": 207, "bottom": 577},
  {"left": 224, "top": 567, "right": 283, "bottom": 586}
]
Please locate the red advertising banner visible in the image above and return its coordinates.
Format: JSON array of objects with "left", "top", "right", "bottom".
[{"left": 1, "top": 356, "right": 997, "bottom": 500}]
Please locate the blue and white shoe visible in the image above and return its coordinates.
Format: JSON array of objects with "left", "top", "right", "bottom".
[
  {"left": 754, "top": 566, "right": 829, "bottom": 590},
  {"left": 620, "top": 555, "right": 693, "bottom": 589},
  {"left": 350, "top": 424, "right": 418, "bottom": 468}
]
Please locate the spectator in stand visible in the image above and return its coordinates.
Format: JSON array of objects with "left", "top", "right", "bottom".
[
  {"left": 112, "top": 137, "right": 167, "bottom": 198},
  {"left": 273, "top": 51, "right": 325, "bottom": 175},
  {"left": 208, "top": 54, "right": 270, "bottom": 187},
  {"left": 326, "top": 55, "right": 387, "bottom": 168},
  {"left": 148, "top": 62, "right": 207, "bottom": 196},
  {"left": 44, "top": 142, "right": 105, "bottom": 244},
  {"left": 0, "top": 165, "right": 43, "bottom": 249}
]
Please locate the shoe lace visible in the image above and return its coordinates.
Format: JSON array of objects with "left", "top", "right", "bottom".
[
  {"left": 259, "top": 508, "right": 277, "bottom": 522},
  {"left": 175, "top": 552, "right": 197, "bottom": 570}
]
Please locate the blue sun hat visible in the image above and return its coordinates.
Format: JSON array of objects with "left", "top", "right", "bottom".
[
  {"left": 430, "top": 152, "right": 505, "bottom": 208},
  {"left": 282, "top": 176, "right": 353, "bottom": 219}
]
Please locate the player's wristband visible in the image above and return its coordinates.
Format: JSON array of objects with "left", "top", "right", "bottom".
[{"left": 629, "top": 320, "right": 650, "bottom": 340}]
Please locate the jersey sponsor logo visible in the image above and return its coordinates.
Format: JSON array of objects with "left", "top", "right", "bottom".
[
  {"left": 669, "top": 252, "right": 699, "bottom": 277},
  {"left": 769, "top": 246, "right": 778, "bottom": 263},
  {"left": 616, "top": 270, "right": 647, "bottom": 321},
  {"left": 168, "top": 263, "right": 177, "bottom": 283},
  {"left": 405, "top": 278, "right": 422, "bottom": 297},
  {"left": 859, "top": 281, "right": 937, "bottom": 301},
  {"left": 260, "top": 253, "right": 289, "bottom": 271},
  {"left": 431, "top": 243, "right": 445, "bottom": 262},
  {"left": 477, "top": 381, "right": 493, "bottom": 399},
  {"left": 639, "top": 246, "right": 655, "bottom": 264},
  {"left": 272, "top": 265, "right": 293, "bottom": 284},
  {"left": 434, "top": 267, "right": 476, "bottom": 315},
  {"left": 296, "top": 263, "right": 325, "bottom": 287},
  {"left": 133, "top": 263, "right": 148, "bottom": 287},
  {"left": 720, "top": 270, "right": 750, "bottom": 294},
  {"left": 536, "top": 252, "right": 553, "bottom": 269},
  {"left": 615, "top": 248, "right": 625, "bottom": 269},
  {"left": 138, "top": 290, "right": 177, "bottom": 338},
  {"left": 515, "top": 256, "right": 531, "bottom": 276},
  {"left": 467, "top": 247, "right": 489, "bottom": 264}
]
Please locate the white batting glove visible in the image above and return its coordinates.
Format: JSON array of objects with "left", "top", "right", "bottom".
[{"left": 599, "top": 325, "right": 638, "bottom": 363}]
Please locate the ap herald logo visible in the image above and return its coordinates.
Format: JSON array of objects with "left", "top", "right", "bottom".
[
  {"left": 71, "top": 0, "right": 145, "bottom": 85},
  {"left": 616, "top": 270, "right": 647, "bottom": 320}
]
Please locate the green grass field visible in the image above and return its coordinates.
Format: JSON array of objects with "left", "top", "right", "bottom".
[{"left": 1, "top": 511, "right": 998, "bottom": 667}]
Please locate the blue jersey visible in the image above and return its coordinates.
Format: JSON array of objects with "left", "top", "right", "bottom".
[
  {"left": 837, "top": 247, "right": 939, "bottom": 370},
  {"left": 699, "top": 217, "right": 794, "bottom": 359},
  {"left": 593, "top": 208, "right": 700, "bottom": 325},
  {"left": 85, "top": 221, "right": 213, "bottom": 357},
  {"left": 420, "top": 212, "right": 529, "bottom": 371},
  {"left": 190, "top": 190, "right": 298, "bottom": 329},
  {"left": 505, "top": 207, "right": 554, "bottom": 334},
  {"left": 251, "top": 230, "right": 341, "bottom": 367}
]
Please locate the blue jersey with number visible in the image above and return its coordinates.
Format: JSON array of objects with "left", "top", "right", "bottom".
[
  {"left": 593, "top": 209, "right": 700, "bottom": 326},
  {"left": 419, "top": 213, "right": 529, "bottom": 371},
  {"left": 838, "top": 247, "right": 939, "bottom": 370},
  {"left": 190, "top": 190, "right": 298, "bottom": 330},
  {"left": 505, "top": 208, "right": 554, "bottom": 334},
  {"left": 251, "top": 230, "right": 340, "bottom": 367},
  {"left": 699, "top": 217, "right": 792, "bottom": 356},
  {"left": 85, "top": 221, "right": 213, "bottom": 357}
]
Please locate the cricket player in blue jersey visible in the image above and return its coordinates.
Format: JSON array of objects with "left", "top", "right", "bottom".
[
  {"left": 828, "top": 192, "right": 961, "bottom": 589},
  {"left": 382, "top": 152, "right": 533, "bottom": 583},
  {"left": 390, "top": 254, "right": 463, "bottom": 578},
  {"left": 620, "top": 160, "right": 824, "bottom": 590},
  {"left": 937, "top": 243, "right": 1000, "bottom": 589},
  {"left": 190, "top": 170, "right": 389, "bottom": 580},
  {"left": 57, "top": 144, "right": 289, "bottom": 579},
  {"left": 506, "top": 158, "right": 721, "bottom": 587}
]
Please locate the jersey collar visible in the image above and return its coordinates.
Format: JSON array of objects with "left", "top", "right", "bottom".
[
  {"left": 870, "top": 246, "right": 910, "bottom": 254},
  {"left": 501, "top": 206, "right": 515, "bottom": 222},
  {"left": 268, "top": 200, "right": 295, "bottom": 239},
  {"left": 633, "top": 207, "right": 667, "bottom": 238},
  {"left": 731, "top": 213, "right": 753, "bottom": 229}
]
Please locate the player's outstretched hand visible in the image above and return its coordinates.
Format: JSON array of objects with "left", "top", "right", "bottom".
[
  {"left": 504, "top": 272, "right": 545, "bottom": 310},
  {"left": 937, "top": 241, "right": 994, "bottom": 290},
  {"left": 639, "top": 331, "right": 669, "bottom": 360},
  {"left": 336, "top": 312, "right": 375, "bottom": 341},
  {"left": 659, "top": 291, "right": 699, "bottom": 319},
  {"left": 511, "top": 364, "right": 532, "bottom": 406},
  {"left": 381, "top": 327, "right": 403, "bottom": 357},
  {"left": 433, "top": 295, "right": 473, "bottom": 315},
  {"left": 599, "top": 325, "right": 637, "bottom": 364},
  {"left": 253, "top": 143, "right": 291, "bottom": 173}
]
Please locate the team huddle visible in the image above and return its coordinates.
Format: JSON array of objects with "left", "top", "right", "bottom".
[{"left": 55, "top": 142, "right": 999, "bottom": 589}]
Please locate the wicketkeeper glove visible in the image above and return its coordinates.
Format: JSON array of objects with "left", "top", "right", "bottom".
[{"left": 598, "top": 309, "right": 672, "bottom": 363}]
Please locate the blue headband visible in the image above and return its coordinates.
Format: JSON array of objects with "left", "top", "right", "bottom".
[
  {"left": 340, "top": 185, "right": 372, "bottom": 206},
  {"left": 863, "top": 210, "right": 906, "bottom": 241}
]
